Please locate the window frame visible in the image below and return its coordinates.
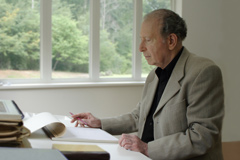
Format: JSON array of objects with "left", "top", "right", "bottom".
[{"left": 0, "top": 0, "right": 175, "bottom": 86}]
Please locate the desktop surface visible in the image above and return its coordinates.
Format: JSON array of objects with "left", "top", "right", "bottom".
[{"left": 26, "top": 114, "right": 151, "bottom": 160}]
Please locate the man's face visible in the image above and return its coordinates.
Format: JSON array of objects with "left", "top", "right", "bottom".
[{"left": 139, "top": 18, "right": 169, "bottom": 68}]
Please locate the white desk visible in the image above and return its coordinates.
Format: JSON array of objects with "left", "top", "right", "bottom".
[{"left": 26, "top": 114, "right": 151, "bottom": 160}]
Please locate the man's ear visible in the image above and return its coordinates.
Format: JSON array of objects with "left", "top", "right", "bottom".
[{"left": 168, "top": 33, "right": 178, "bottom": 50}]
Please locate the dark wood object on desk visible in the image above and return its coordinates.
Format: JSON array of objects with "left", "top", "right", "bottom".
[
  {"left": 222, "top": 141, "right": 240, "bottom": 160},
  {"left": 53, "top": 143, "right": 110, "bottom": 160},
  {"left": 63, "top": 151, "right": 110, "bottom": 160}
]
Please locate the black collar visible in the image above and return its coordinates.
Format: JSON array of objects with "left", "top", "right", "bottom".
[{"left": 155, "top": 47, "right": 183, "bottom": 79}]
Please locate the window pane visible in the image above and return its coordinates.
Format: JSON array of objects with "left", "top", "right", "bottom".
[
  {"left": 52, "top": 0, "right": 90, "bottom": 79},
  {"left": 100, "top": 0, "right": 133, "bottom": 78},
  {"left": 0, "top": 0, "right": 40, "bottom": 79},
  {"left": 141, "top": 0, "right": 171, "bottom": 78}
]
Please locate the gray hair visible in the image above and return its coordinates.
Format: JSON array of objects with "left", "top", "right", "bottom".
[{"left": 144, "top": 9, "right": 187, "bottom": 41}]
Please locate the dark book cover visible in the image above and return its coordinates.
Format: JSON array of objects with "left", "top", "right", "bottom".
[{"left": 52, "top": 143, "right": 110, "bottom": 160}]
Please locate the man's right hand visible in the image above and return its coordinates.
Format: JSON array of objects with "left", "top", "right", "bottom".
[{"left": 70, "top": 112, "right": 101, "bottom": 128}]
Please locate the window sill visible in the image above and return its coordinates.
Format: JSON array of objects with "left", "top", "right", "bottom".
[{"left": 0, "top": 81, "right": 145, "bottom": 90}]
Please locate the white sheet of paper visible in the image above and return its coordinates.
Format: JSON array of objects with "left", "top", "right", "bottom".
[
  {"left": 23, "top": 112, "right": 63, "bottom": 133},
  {"left": 52, "top": 127, "right": 118, "bottom": 143}
]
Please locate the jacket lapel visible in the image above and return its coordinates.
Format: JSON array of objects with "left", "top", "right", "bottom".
[
  {"left": 143, "top": 74, "right": 159, "bottom": 118},
  {"left": 154, "top": 48, "right": 190, "bottom": 115}
]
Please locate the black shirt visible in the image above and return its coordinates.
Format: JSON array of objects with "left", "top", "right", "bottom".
[{"left": 141, "top": 47, "right": 183, "bottom": 143}]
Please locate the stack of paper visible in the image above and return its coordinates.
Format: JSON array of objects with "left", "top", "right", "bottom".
[{"left": 0, "top": 100, "right": 30, "bottom": 147}]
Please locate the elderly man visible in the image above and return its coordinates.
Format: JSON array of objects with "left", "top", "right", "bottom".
[{"left": 71, "top": 9, "right": 224, "bottom": 160}]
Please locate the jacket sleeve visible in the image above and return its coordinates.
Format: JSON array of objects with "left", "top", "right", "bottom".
[{"left": 101, "top": 102, "right": 141, "bottom": 135}]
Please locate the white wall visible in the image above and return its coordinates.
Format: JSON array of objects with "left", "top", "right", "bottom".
[
  {"left": 0, "top": 0, "right": 239, "bottom": 142},
  {"left": 182, "top": 0, "right": 240, "bottom": 141},
  {"left": 0, "top": 85, "right": 143, "bottom": 118}
]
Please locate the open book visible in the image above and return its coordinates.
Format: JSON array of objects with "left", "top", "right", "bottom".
[{"left": 23, "top": 112, "right": 118, "bottom": 143}]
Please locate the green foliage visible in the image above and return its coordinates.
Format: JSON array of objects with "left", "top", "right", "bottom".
[
  {"left": 99, "top": 0, "right": 133, "bottom": 74},
  {"left": 0, "top": 0, "right": 40, "bottom": 70},
  {"left": 52, "top": 15, "right": 89, "bottom": 71},
  {"left": 100, "top": 30, "right": 130, "bottom": 74}
]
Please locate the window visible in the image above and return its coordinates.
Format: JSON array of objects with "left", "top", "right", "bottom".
[
  {"left": 0, "top": 0, "right": 40, "bottom": 79},
  {"left": 0, "top": 0, "right": 172, "bottom": 85}
]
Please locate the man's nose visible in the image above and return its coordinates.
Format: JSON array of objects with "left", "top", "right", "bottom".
[{"left": 139, "top": 42, "right": 146, "bottom": 52}]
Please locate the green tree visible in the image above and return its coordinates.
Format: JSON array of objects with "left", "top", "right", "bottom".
[
  {"left": 0, "top": 0, "right": 40, "bottom": 70},
  {"left": 100, "top": 29, "right": 130, "bottom": 75},
  {"left": 100, "top": 30, "right": 118, "bottom": 73},
  {"left": 100, "top": 0, "right": 133, "bottom": 75},
  {"left": 52, "top": 0, "right": 89, "bottom": 73},
  {"left": 52, "top": 15, "right": 89, "bottom": 72}
]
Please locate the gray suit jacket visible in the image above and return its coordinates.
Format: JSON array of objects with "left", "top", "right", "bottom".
[{"left": 101, "top": 48, "right": 224, "bottom": 160}]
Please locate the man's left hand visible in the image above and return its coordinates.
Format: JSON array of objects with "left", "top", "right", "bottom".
[{"left": 119, "top": 134, "right": 149, "bottom": 157}]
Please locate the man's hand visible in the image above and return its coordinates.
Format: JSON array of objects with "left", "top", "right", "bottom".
[
  {"left": 119, "top": 134, "right": 149, "bottom": 157},
  {"left": 70, "top": 112, "right": 101, "bottom": 128}
]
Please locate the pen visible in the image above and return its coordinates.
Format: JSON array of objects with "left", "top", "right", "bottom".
[{"left": 69, "top": 112, "right": 88, "bottom": 125}]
